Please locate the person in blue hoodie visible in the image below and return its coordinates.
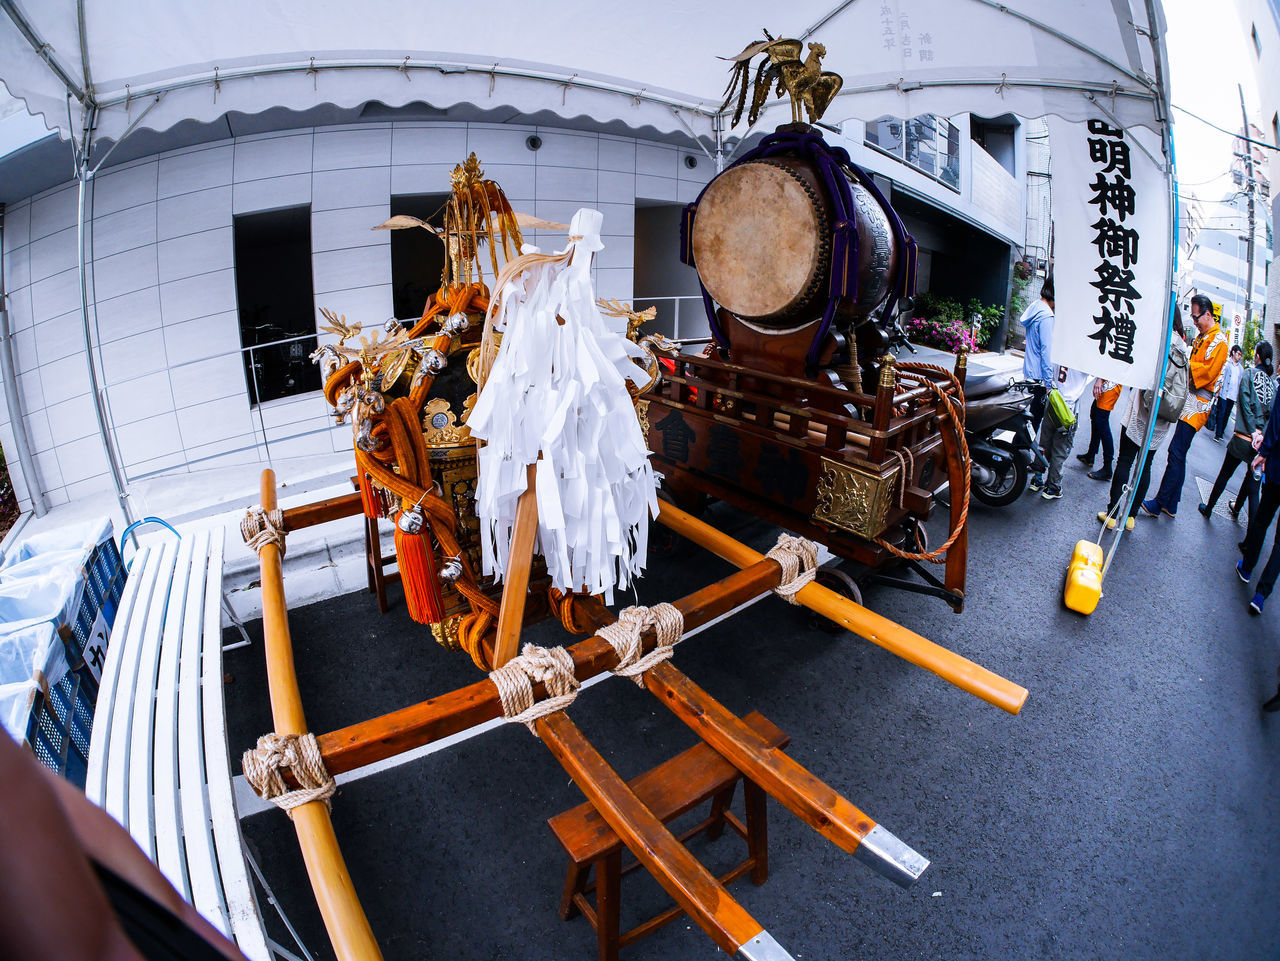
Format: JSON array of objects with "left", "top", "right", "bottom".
[{"left": 1019, "top": 275, "right": 1055, "bottom": 434}]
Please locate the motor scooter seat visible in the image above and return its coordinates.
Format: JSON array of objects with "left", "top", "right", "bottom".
[{"left": 962, "top": 371, "right": 1013, "bottom": 400}]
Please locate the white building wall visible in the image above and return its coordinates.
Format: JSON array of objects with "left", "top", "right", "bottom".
[{"left": 0, "top": 121, "right": 713, "bottom": 512}]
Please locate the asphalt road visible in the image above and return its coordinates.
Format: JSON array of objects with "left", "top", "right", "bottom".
[{"left": 225, "top": 417, "right": 1280, "bottom": 961}]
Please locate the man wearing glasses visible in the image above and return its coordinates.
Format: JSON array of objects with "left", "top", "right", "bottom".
[{"left": 1141, "top": 293, "right": 1229, "bottom": 518}]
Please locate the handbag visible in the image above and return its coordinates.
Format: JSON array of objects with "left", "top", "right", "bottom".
[{"left": 1047, "top": 388, "right": 1076, "bottom": 428}]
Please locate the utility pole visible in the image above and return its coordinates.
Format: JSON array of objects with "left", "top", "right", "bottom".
[{"left": 1239, "top": 84, "right": 1257, "bottom": 345}]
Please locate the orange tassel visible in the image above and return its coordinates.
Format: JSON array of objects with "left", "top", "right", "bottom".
[
  {"left": 358, "top": 471, "right": 381, "bottom": 518},
  {"left": 395, "top": 524, "right": 445, "bottom": 625}
]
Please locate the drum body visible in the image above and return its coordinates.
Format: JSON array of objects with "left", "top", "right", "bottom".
[{"left": 690, "top": 155, "right": 899, "bottom": 331}]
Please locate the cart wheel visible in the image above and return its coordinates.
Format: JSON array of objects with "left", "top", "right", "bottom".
[{"left": 805, "top": 567, "right": 863, "bottom": 633}]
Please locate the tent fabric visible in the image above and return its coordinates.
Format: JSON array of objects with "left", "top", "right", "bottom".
[{"left": 0, "top": 0, "right": 1169, "bottom": 146}]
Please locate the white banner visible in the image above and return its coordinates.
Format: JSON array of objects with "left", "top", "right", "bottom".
[{"left": 1048, "top": 116, "right": 1170, "bottom": 390}]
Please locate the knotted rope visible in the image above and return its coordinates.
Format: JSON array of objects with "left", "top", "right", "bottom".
[
  {"left": 597, "top": 602, "right": 685, "bottom": 686},
  {"left": 241, "top": 507, "right": 286, "bottom": 557},
  {"left": 489, "top": 644, "right": 581, "bottom": 734},
  {"left": 242, "top": 732, "right": 335, "bottom": 815},
  {"left": 765, "top": 534, "right": 821, "bottom": 604}
]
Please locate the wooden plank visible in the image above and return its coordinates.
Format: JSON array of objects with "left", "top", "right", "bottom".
[
  {"left": 202, "top": 528, "right": 273, "bottom": 961},
  {"left": 281, "top": 491, "right": 364, "bottom": 532},
  {"left": 86, "top": 541, "right": 156, "bottom": 805},
  {"left": 178, "top": 529, "right": 232, "bottom": 939},
  {"left": 256, "top": 470, "right": 384, "bottom": 961},
  {"left": 537, "top": 712, "right": 764, "bottom": 956},
  {"left": 314, "top": 561, "right": 782, "bottom": 776},
  {"left": 151, "top": 534, "right": 195, "bottom": 900},
  {"left": 104, "top": 540, "right": 175, "bottom": 832},
  {"left": 493, "top": 463, "right": 539, "bottom": 669},
  {"left": 644, "top": 662, "right": 876, "bottom": 855}
]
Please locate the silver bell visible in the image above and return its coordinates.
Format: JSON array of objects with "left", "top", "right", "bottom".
[
  {"left": 442, "top": 313, "right": 470, "bottom": 335},
  {"left": 424, "top": 349, "right": 448, "bottom": 374},
  {"left": 438, "top": 555, "right": 463, "bottom": 583},
  {"left": 397, "top": 504, "right": 425, "bottom": 535}
]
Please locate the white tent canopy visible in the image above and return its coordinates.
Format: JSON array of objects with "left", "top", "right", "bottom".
[{"left": 0, "top": 0, "right": 1169, "bottom": 148}]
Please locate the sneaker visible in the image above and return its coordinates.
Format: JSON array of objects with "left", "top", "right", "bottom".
[
  {"left": 1229, "top": 502, "right": 1242, "bottom": 519},
  {"left": 1197, "top": 502, "right": 1212, "bottom": 518},
  {"left": 1238, "top": 560, "right": 1253, "bottom": 583},
  {"left": 1140, "top": 499, "right": 1161, "bottom": 517},
  {"left": 1097, "top": 510, "right": 1110, "bottom": 523},
  {"left": 1075, "top": 454, "right": 1093, "bottom": 466},
  {"left": 1087, "top": 466, "right": 1112, "bottom": 481},
  {"left": 1041, "top": 484, "right": 1063, "bottom": 500},
  {"left": 1028, "top": 474, "right": 1044, "bottom": 493},
  {"left": 1125, "top": 516, "right": 1135, "bottom": 531},
  {"left": 1250, "top": 593, "right": 1265, "bottom": 615},
  {"left": 1161, "top": 508, "right": 1177, "bottom": 518}
]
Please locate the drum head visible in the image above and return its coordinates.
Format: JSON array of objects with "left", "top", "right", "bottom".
[{"left": 691, "top": 160, "right": 827, "bottom": 323}]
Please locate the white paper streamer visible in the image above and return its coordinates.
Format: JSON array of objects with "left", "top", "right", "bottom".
[{"left": 467, "top": 208, "right": 660, "bottom": 604}]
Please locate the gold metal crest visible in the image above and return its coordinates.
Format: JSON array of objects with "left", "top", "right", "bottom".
[{"left": 812, "top": 456, "right": 897, "bottom": 539}]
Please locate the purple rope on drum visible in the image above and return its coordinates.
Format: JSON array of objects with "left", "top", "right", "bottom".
[{"left": 681, "top": 127, "right": 918, "bottom": 369}]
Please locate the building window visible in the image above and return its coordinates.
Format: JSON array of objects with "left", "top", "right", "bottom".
[
  {"left": 232, "top": 206, "right": 320, "bottom": 404},
  {"left": 1272, "top": 112, "right": 1278, "bottom": 148},
  {"left": 390, "top": 193, "right": 449, "bottom": 321},
  {"left": 866, "top": 115, "right": 961, "bottom": 191},
  {"left": 1252, "top": 23, "right": 1262, "bottom": 56}
]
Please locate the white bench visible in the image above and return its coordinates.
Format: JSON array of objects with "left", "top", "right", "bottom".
[{"left": 84, "top": 527, "right": 294, "bottom": 961}]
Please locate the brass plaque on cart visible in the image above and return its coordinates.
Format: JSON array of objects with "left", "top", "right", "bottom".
[{"left": 812, "top": 456, "right": 897, "bottom": 539}]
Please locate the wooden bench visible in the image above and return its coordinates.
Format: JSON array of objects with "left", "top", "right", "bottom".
[
  {"left": 547, "top": 711, "right": 789, "bottom": 961},
  {"left": 85, "top": 527, "right": 285, "bottom": 961}
]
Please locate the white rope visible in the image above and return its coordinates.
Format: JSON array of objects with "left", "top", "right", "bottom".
[
  {"left": 765, "top": 534, "right": 821, "bottom": 604},
  {"left": 488, "top": 644, "right": 581, "bottom": 734},
  {"left": 241, "top": 732, "right": 335, "bottom": 815},
  {"left": 597, "top": 602, "right": 685, "bottom": 686},
  {"left": 241, "top": 507, "right": 287, "bottom": 556}
]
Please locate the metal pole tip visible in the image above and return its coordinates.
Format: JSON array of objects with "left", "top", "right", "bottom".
[{"left": 853, "top": 823, "right": 930, "bottom": 888}]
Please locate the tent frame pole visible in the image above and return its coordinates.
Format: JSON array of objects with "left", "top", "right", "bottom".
[{"left": 74, "top": 104, "right": 134, "bottom": 526}]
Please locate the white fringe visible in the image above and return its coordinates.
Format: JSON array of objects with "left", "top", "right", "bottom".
[{"left": 467, "top": 208, "right": 659, "bottom": 605}]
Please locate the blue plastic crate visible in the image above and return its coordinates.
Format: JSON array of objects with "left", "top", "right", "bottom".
[{"left": 0, "top": 519, "right": 125, "bottom": 785}]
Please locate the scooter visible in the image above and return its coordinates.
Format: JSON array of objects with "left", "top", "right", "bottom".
[{"left": 963, "top": 374, "right": 1048, "bottom": 507}]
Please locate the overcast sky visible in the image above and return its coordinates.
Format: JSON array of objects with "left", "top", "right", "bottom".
[{"left": 1163, "top": 0, "right": 1263, "bottom": 209}]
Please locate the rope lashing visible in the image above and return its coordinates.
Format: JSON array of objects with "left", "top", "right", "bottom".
[
  {"left": 765, "top": 534, "right": 821, "bottom": 604},
  {"left": 241, "top": 507, "right": 286, "bottom": 556},
  {"left": 489, "top": 644, "right": 581, "bottom": 734},
  {"left": 598, "top": 602, "right": 685, "bottom": 686},
  {"left": 242, "top": 732, "right": 336, "bottom": 815}
]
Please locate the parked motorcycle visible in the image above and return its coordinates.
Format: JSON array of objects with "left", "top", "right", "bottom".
[{"left": 964, "top": 374, "right": 1048, "bottom": 507}]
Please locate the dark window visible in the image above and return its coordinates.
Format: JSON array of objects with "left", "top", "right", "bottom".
[
  {"left": 232, "top": 206, "right": 319, "bottom": 404},
  {"left": 866, "top": 114, "right": 961, "bottom": 192},
  {"left": 390, "top": 193, "right": 449, "bottom": 321}
]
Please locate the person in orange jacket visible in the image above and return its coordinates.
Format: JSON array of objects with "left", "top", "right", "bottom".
[
  {"left": 1076, "top": 378, "right": 1122, "bottom": 480},
  {"left": 1141, "top": 293, "right": 1229, "bottom": 518}
]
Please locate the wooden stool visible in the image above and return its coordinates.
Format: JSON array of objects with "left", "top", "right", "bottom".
[
  {"left": 547, "top": 711, "right": 789, "bottom": 961},
  {"left": 352, "top": 475, "right": 399, "bottom": 612}
]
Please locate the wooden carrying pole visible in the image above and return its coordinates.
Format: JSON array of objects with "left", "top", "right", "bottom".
[
  {"left": 642, "top": 661, "right": 926, "bottom": 887},
  {"left": 656, "top": 500, "right": 1028, "bottom": 715},
  {"left": 256, "top": 470, "right": 384, "bottom": 961}
]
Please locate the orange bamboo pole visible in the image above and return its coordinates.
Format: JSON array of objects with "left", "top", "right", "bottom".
[
  {"left": 655, "top": 501, "right": 1029, "bottom": 715},
  {"left": 257, "top": 469, "right": 384, "bottom": 961}
]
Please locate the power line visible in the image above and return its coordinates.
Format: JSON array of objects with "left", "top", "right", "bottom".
[{"left": 1172, "top": 103, "right": 1279, "bottom": 152}]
